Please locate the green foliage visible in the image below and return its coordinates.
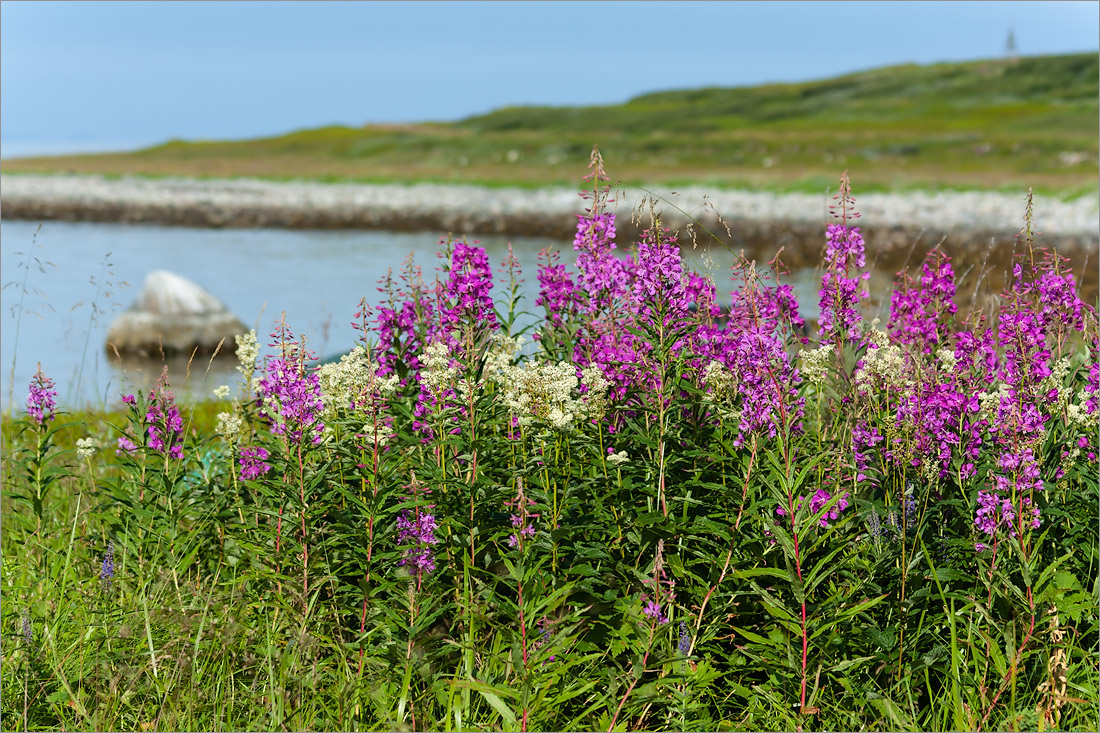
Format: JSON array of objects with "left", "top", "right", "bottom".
[{"left": 2, "top": 182, "right": 1098, "bottom": 731}]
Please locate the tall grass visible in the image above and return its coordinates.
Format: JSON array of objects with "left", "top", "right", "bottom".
[{"left": 2, "top": 156, "right": 1097, "bottom": 732}]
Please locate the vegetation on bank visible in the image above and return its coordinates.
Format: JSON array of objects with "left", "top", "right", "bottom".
[
  {"left": 2, "top": 155, "right": 1098, "bottom": 731},
  {"left": 2, "top": 53, "right": 1097, "bottom": 196}
]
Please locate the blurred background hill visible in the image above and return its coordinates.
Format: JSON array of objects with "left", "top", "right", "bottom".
[{"left": 4, "top": 52, "right": 1097, "bottom": 196}]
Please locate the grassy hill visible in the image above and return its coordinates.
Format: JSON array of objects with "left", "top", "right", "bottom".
[{"left": 3, "top": 53, "right": 1097, "bottom": 195}]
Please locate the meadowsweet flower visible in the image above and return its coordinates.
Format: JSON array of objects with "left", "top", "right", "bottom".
[
  {"left": 607, "top": 449, "right": 629, "bottom": 465},
  {"left": 26, "top": 364, "right": 57, "bottom": 425},
  {"left": 483, "top": 334, "right": 525, "bottom": 377},
  {"left": 497, "top": 360, "right": 582, "bottom": 431},
  {"left": 238, "top": 446, "right": 272, "bottom": 480},
  {"left": 396, "top": 508, "right": 440, "bottom": 574},
  {"left": 855, "top": 322, "right": 908, "bottom": 391},
  {"left": 215, "top": 411, "right": 243, "bottom": 441},
  {"left": 212, "top": 385, "right": 231, "bottom": 399},
  {"left": 317, "top": 346, "right": 398, "bottom": 417},
  {"left": 236, "top": 329, "right": 259, "bottom": 379},
  {"left": 579, "top": 363, "right": 610, "bottom": 420},
  {"left": 799, "top": 344, "right": 834, "bottom": 386},
  {"left": 76, "top": 437, "right": 97, "bottom": 459}
]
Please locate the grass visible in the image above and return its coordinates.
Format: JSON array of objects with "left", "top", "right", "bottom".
[
  {"left": 2, "top": 159, "right": 1097, "bottom": 731},
  {"left": 2, "top": 53, "right": 1097, "bottom": 197}
]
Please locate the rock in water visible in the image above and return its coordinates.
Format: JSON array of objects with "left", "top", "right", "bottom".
[{"left": 106, "top": 270, "right": 246, "bottom": 358}]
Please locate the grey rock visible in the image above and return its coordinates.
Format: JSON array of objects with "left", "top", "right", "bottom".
[{"left": 106, "top": 270, "right": 245, "bottom": 358}]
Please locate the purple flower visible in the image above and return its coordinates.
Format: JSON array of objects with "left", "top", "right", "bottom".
[
  {"left": 116, "top": 436, "right": 138, "bottom": 455},
  {"left": 536, "top": 248, "right": 578, "bottom": 327},
  {"left": 678, "top": 620, "right": 692, "bottom": 656},
  {"left": 437, "top": 240, "right": 498, "bottom": 342},
  {"left": 259, "top": 357, "right": 325, "bottom": 445},
  {"left": 100, "top": 540, "right": 115, "bottom": 590},
  {"left": 632, "top": 226, "right": 688, "bottom": 319},
  {"left": 144, "top": 373, "right": 185, "bottom": 460},
  {"left": 114, "top": 370, "right": 185, "bottom": 459},
  {"left": 643, "top": 600, "right": 668, "bottom": 625},
  {"left": 238, "top": 446, "right": 272, "bottom": 480},
  {"left": 396, "top": 508, "right": 440, "bottom": 574},
  {"left": 26, "top": 364, "right": 57, "bottom": 425},
  {"left": 818, "top": 220, "right": 869, "bottom": 341},
  {"left": 889, "top": 249, "right": 957, "bottom": 353}
]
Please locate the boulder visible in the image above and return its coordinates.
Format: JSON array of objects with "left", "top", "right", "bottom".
[{"left": 106, "top": 270, "right": 246, "bottom": 358}]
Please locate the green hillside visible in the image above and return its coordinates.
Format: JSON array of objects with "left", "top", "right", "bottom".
[{"left": 4, "top": 52, "right": 1097, "bottom": 194}]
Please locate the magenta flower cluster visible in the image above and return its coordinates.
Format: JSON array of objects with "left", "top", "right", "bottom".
[
  {"left": 396, "top": 508, "right": 440, "bottom": 574},
  {"left": 889, "top": 250, "right": 958, "bottom": 353},
  {"left": 259, "top": 358, "right": 325, "bottom": 445},
  {"left": 777, "top": 488, "right": 851, "bottom": 529},
  {"left": 818, "top": 222, "right": 869, "bottom": 341},
  {"left": 26, "top": 364, "right": 57, "bottom": 425},
  {"left": 116, "top": 370, "right": 184, "bottom": 459},
  {"left": 239, "top": 446, "right": 272, "bottom": 480}
]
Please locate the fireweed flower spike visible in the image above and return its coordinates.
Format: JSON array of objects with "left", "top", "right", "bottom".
[
  {"left": 239, "top": 446, "right": 272, "bottom": 480},
  {"left": 26, "top": 363, "right": 57, "bottom": 425},
  {"left": 395, "top": 508, "right": 440, "bottom": 574},
  {"left": 818, "top": 172, "right": 869, "bottom": 342},
  {"left": 145, "top": 368, "right": 185, "bottom": 459},
  {"left": 258, "top": 355, "right": 325, "bottom": 445}
]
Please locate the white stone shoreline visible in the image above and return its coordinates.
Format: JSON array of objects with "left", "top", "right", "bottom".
[{"left": 2, "top": 173, "right": 1097, "bottom": 260}]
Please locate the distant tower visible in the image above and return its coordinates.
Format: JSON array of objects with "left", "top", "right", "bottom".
[{"left": 1005, "top": 26, "right": 1018, "bottom": 62}]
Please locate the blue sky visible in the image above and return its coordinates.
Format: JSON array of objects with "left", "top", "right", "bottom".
[{"left": 1, "top": 1, "right": 1097, "bottom": 156}]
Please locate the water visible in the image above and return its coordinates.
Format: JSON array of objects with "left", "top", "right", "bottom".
[{"left": 0, "top": 219, "right": 840, "bottom": 410}]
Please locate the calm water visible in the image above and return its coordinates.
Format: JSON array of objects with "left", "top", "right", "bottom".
[{"left": 0, "top": 219, "right": 844, "bottom": 410}]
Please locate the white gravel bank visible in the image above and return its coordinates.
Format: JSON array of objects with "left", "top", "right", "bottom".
[{"left": 2, "top": 173, "right": 1097, "bottom": 243}]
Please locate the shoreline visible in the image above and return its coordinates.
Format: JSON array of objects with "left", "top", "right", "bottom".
[{"left": 2, "top": 173, "right": 1097, "bottom": 273}]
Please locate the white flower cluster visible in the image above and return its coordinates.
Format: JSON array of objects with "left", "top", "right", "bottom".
[
  {"left": 483, "top": 334, "right": 525, "bottom": 377},
  {"left": 498, "top": 360, "right": 582, "bottom": 430},
  {"left": 212, "top": 385, "right": 231, "bottom": 399},
  {"left": 580, "top": 364, "right": 610, "bottom": 420},
  {"left": 936, "top": 347, "right": 958, "bottom": 374},
  {"left": 1037, "top": 357, "right": 1073, "bottom": 414},
  {"left": 236, "top": 330, "right": 260, "bottom": 381},
  {"left": 799, "top": 344, "right": 834, "bottom": 386},
  {"left": 702, "top": 361, "right": 742, "bottom": 423},
  {"left": 318, "top": 346, "right": 398, "bottom": 415},
  {"left": 978, "top": 384, "right": 1011, "bottom": 425},
  {"left": 421, "top": 341, "right": 459, "bottom": 397},
  {"left": 855, "top": 325, "right": 908, "bottom": 391},
  {"left": 216, "top": 411, "right": 243, "bottom": 441},
  {"left": 607, "top": 450, "right": 630, "bottom": 465},
  {"left": 76, "top": 437, "right": 97, "bottom": 459}
]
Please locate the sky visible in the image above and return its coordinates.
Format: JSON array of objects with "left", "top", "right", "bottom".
[{"left": 1, "top": 0, "right": 1098, "bottom": 157}]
